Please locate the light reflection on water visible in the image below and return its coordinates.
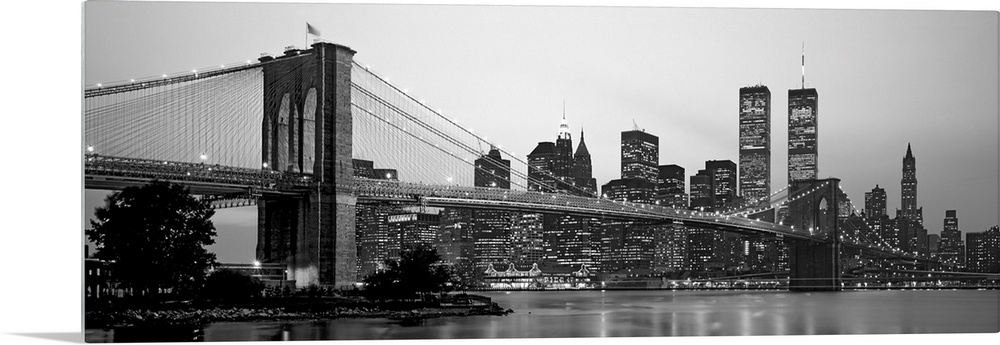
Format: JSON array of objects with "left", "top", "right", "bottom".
[{"left": 86, "top": 290, "right": 1000, "bottom": 342}]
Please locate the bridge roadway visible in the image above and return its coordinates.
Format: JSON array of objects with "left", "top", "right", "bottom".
[
  {"left": 353, "top": 178, "right": 827, "bottom": 241},
  {"left": 84, "top": 154, "right": 928, "bottom": 260}
]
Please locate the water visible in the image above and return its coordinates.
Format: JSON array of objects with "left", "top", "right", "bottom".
[{"left": 85, "top": 290, "right": 999, "bottom": 342}]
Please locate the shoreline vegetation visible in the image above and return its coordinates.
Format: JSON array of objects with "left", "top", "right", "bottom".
[{"left": 85, "top": 294, "right": 513, "bottom": 329}]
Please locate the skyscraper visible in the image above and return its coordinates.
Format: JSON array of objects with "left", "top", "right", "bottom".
[
  {"left": 475, "top": 146, "right": 511, "bottom": 189},
  {"left": 527, "top": 142, "right": 557, "bottom": 192},
  {"left": 705, "top": 160, "right": 739, "bottom": 210},
  {"left": 898, "top": 144, "right": 923, "bottom": 225},
  {"left": 939, "top": 210, "right": 965, "bottom": 268},
  {"left": 603, "top": 128, "right": 659, "bottom": 203},
  {"left": 966, "top": 225, "right": 1000, "bottom": 273},
  {"left": 864, "top": 185, "right": 887, "bottom": 218},
  {"left": 655, "top": 164, "right": 687, "bottom": 208},
  {"left": 620, "top": 129, "right": 659, "bottom": 184},
  {"left": 787, "top": 88, "right": 818, "bottom": 184},
  {"left": 555, "top": 114, "right": 574, "bottom": 181},
  {"left": 864, "top": 185, "right": 892, "bottom": 246},
  {"left": 572, "top": 129, "right": 598, "bottom": 196},
  {"left": 739, "top": 85, "right": 771, "bottom": 205},
  {"left": 472, "top": 148, "right": 514, "bottom": 271}
]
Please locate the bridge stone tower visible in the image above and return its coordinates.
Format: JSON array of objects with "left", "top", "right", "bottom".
[
  {"left": 785, "top": 178, "right": 843, "bottom": 291},
  {"left": 256, "top": 42, "right": 357, "bottom": 288}
]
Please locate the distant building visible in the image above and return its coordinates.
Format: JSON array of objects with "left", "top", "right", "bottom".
[
  {"left": 527, "top": 141, "right": 558, "bottom": 192},
  {"left": 475, "top": 146, "right": 511, "bottom": 189},
  {"left": 600, "top": 221, "right": 654, "bottom": 274},
  {"left": 897, "top": 144, "right": 923, "bottom": 225},
  {"left": 739, "top": 85, "right": 771, "bottom": 205},
  {"left": 509, "top": 213, "right": 545, "bottom": 266},
  {"left": 787, "top": 88, "right": 818, "bottom": 183},
  {"left": 966, "top": 226, "right": 1000, "bottom": 273},
  {"left": 927, "top": 234, "right": 940, "bottom": 258},
  {"left": 655, "top": 164, "right": 687, "bottom": 208},
  {"left": 939, "top": 210, "right": 965, "bottom": 268},
  {"left": 602, "top": 178, "right": 656, "bottom": 204},
  {"left": 482, "top": 263, "right": 594, "bottom": 290},
  {"left": 689, "top": 174, "right": 713, "bottom": 211},
  {"left": 572, "top": 129, "right": 598, "bottom": 196},
  {"left": 864, "top": 185, "right": 892, "bottom": 247},
  {"left": 620, "top": 129, "right": 659, "bottom": 184},
  {"left": 353, "top": 160, "right": 402, "bottom": 279},
  {"left": 705, "top": 160, "right": 739, "bottom": 210},
  {"left": 864, "top": 185, "right": 887, "bottom": 219},
  {"left": 388, "top": 211, "right": 441, "bottom": 256},
  {"left": 472, "top": 148, "right": 514, "bottom": 271}
]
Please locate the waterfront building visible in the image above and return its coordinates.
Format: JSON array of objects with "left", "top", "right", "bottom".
[
  {"left": 600, "top": 221, "right": 655, "bottom": 274},
  {"left": 388, "top": 211, "right": 441, "bottom": 257},
  {"left": 353, "top": 159, "right": 402, "bottom": 279},
  {"left": 509, "top": 213, "right": 545, "bottom": 266},
  {"left": 472, "top": 148, "right": 515, "bottom": 271},
  {"left": 739, "top": 85, "right": 771, "bottom": 205},
  {"left": 787, "top": 88, "right": 818, "bottom": 183},
  {"left": 939, "top": 210, "right": 965, "bottom": 268},
  {"left": 550, "top": 215, "right": 602, "bottom": 271},
  {"left": 481, "top": 263, "right": 595, "bottom": 290},
  {"left": 655, "top": 164, "right": 687, "bottom": 208},
  {"left": 966, "top": 225, "right": 1000, "bottom": 273}
]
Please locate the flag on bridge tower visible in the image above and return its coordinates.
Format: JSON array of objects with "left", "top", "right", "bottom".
[{"left": 307, "top": 22, "right": 321, "bottom": 36}]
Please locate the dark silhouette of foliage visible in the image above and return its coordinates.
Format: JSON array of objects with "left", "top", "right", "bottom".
[
  {"left": 362, "top": 244, "right": 454, "bottom": 301},
  {"left": 201, "top": 269, "right": 264, "bottom": 302},
  {"left": 87, "top": 181, "right": 217, "bottom": 297}
]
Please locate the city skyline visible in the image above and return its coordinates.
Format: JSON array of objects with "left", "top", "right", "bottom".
[{"left": 82, "top": 2, "right": 998, "bottom": 263}]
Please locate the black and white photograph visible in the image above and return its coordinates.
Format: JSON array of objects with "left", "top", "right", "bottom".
[{"left": 2, "top": 1, "right": 999, "bottom": 344}]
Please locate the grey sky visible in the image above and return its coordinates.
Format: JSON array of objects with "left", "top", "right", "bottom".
[{"left": 83, "top": 2, "right": 998, "bottom": 263}]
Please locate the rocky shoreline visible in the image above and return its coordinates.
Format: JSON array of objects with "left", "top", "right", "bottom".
[{"left": 86, "top": 303, "right": 513, "bottom": 328}]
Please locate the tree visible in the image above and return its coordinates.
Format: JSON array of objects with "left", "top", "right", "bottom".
[
  {"left": 201, "top": 269, "right": 264, "bottom": 302},
  {"left": 362, "top": 244, "right": 454, "bottom": 301},
  {"left": 87, "top": 181, "right": 218, "bottom": 298}
]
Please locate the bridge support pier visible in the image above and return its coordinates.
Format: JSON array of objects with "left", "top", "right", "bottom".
[
  {"left": 257, "top": 42, "right": 358, "bottom": 289},
  {"left": 785, "top": 178, "right": 844, "bottom": 292},
  {"left": 787, "top": 239, "right": 841, "bottom": 291}
]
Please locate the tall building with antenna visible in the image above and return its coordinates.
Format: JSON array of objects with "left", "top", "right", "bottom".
[{"left": 788, "top": 44, "right": 819, "bottom": 184}]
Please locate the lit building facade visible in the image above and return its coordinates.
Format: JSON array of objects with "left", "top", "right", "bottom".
[
  {"left": 621, "top": 129, "right": 659, "bottom": 184},
  {"left": 787, "top": 88, "right": 818, "bottom": 183},
  {"left": 897, "top": 144, "right": 923, "bottom": 225},
  {"left": 966, "top": 226, "right": 1000, "bottom": 273},
  {"left": 705, "top": 160, "right": 739, "bottom": 210},
  {"left": 655, "top": 164, "right": 687, "bottom": 208},
  {"left": 602, "top": 178, "right": 656, "bottom": 204},
  {"left": 939, "top": 210, "right": 965, "bottom": 268},
  {"left": 739, "top": 85, "right": 771, "bottom": 205},
  {"left": 527, "top": 142, "right": 558, "bottom": 192}
]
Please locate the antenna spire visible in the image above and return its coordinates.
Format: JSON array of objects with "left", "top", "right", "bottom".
[
  {"left": 562, "top": 99, "right": 566, "bottom": 120},
  {"left": 801, "top": 42, "right": 805, "bottom": 89}
]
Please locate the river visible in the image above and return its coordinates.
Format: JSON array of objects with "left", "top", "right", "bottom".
[{"left": 85, "top": 289, "right": 999, "bottom": 342}]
